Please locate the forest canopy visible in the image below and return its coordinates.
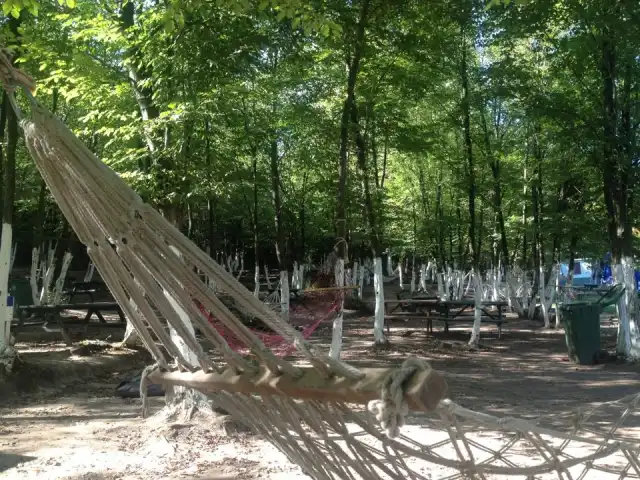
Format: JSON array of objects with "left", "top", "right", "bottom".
[{"left": 0, "top": 0, "right": 637, "bottom": 272}]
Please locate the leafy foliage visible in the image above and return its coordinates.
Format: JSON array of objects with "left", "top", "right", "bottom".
[{"left": 1, "top": 0, "right": 639, "bottom": 268}]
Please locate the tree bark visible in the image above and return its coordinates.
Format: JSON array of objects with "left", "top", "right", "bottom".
[
  {"left": 460, "top": 34, "right": 477, "bottom": 270},
  {"left": 333, "top": 0, "right": 373, "bottom": 356}
]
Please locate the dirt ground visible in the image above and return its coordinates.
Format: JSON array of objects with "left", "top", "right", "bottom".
[{"left": 1, "top": 282, "right": 639, "bottom": 479}]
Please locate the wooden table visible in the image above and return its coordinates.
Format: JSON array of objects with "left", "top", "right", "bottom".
[
  {"left": 435, "top": 299, "right": 508, "bottom": 338},
  {"left": 63, "top": 280, "right": 108, "bottom": 302},
  {"left": 384, "top": 297, "right": 508, "bottom": 337},
  {"left": 13, "top": 301, "right": 126, "bottom": 345}
]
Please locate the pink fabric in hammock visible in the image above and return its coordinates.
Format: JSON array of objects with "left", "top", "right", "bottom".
[{"left": 197, "top": 291, "right": 341, "bottom": 357}]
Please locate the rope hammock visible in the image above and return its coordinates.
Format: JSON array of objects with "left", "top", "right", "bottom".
[{"left": 3, "top": 49, "right": 640, "bottom": 479}]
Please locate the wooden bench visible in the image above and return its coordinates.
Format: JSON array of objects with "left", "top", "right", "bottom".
[
  {"left": 434, "top": 300, "right": 508, "bottom": 338},
  {"left": 13, "top": 302, "right": 126, "bottom": 345},
  {"left": 384, "top": 297, "right": 439, "bottom": 333}
]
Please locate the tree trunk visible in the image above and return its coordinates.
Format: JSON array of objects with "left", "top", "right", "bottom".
[
  {"left": 0, "top": 16, "right": 21, "bottom": 364},
  {"left": 269, "top": 137, "right": 289, "bottom": 320},
  {"left": 331, "top": 0, "right": 372, "bottom": 357},
  {"left": 460, "top": 39, "right": 477, "bottom": 270}
]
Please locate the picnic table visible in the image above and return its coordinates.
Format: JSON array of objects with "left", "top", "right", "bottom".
[
  {"left": 63, "top": 280, "right": 108, "bottom": 302},
  {"left": 13, "top": 301, "right": 126, "bottom": 345},
  {"left": 384, "top": 295, "right": 508, "bottom": 338}
]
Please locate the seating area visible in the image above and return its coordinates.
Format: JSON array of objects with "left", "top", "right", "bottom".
[{"left": 384, "top": 292, "right": 508, "bottom": 338}]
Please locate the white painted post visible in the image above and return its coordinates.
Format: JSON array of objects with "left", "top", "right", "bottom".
[{"left": 358, "top": 264, "right": 365, "bottom": 299}]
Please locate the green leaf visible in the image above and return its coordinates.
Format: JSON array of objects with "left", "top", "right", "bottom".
[
  {"left": 291, "top": 16, "right": 300, "bottom": 29},
  {"left": 258, "top": 0, "right": 269, "bottom": 10},
  {"left": 66, "top": 0, "right": 76, "bottom": 8},
  {"left": 2, "top": 2, "right": 12, "bottom": 15}
]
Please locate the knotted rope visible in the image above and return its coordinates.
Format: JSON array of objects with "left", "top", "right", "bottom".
[{"left": 368, "top": 357, "right": 433, "bottom": 438}]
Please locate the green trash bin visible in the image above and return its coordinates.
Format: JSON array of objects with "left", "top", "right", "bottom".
[
  {"left": 9, "top": 278, "right": 33, "bottom": 306},
  {"left": 560, "top": 284, "right": 626, "bottom": 365},
  {"left": 560, "top": 301, "right": 602, "bottom": 365}
]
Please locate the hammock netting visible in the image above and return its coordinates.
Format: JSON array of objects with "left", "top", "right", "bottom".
[{"left": 3, "top": 52, "right": 640, "bottom": 480}]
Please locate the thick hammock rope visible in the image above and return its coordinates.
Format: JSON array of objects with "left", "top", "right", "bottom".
[{"left": 3, "top": 49, "right": 640, "bottom": 479}]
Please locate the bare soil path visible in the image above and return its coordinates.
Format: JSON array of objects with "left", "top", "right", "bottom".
[{"left": 1, "top": 284, "right": 638, "bottom": 479}]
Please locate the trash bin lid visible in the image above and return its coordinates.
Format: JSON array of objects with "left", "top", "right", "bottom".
[
  {"left": 559, "top": 301, "right": 596, "bottom": 311},
  {"left": 596, "top": 284, "right": 626, "bottom": 308}
]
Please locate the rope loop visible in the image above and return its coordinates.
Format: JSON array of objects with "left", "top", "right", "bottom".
[{"left": 368, "top": 357, "right": 431, "bottom": 438}]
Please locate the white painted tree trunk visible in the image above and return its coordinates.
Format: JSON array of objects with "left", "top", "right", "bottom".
[
  {"left": 419, "top": 264, "right": 427, "bottom": 292},
  {"left": 437, "top": 273, "right": 445, "bottom": 300},
  {"left": 491, "top": 268, "right": 499, "bottom": 301},
  {"left": 280, "top": 271, "right": 289, "bottom": 321},
  {"left": 84, "top": 262, "right": 96, "bottom": 282},
  {"left": 29, "top": 247, "right": 41, "bottom": 306},
  {"left": 51, "top": 252, "right": 73, "bottom": 305},
  {"left": 373, "top": 257, "right": 386, "bottom": 344},
  {"left": 165, "top": 246, "right": 210, "bottom": 415},
  {"left": 398, "top": 264, "right": 404, "bottom": 290},
  {"left": 292, "top": 261, "right": 300, "bottom": 290},
  {"left": 253, "top": 264, "right": 260, "bottom": 297},
  {"left": 386, "top": 255, "right": 392, "bottom": 277},
  {"left": 0, "top": 223, "right": 15, "bottom": 374},
  {"left": 554, "top": 265, "right": 562, "bottom": 329},
  {"left": 615, "top": 259, "right": 640, "bottom": 360},
  {"left": 39, "top": 248, "right": 56, "bottom": 305},
  {"left": 358, "top": 265, "right": 365, "bottom": 299},
  {"left": 329, "top": 258, "right": 345, "bottom": 359},
  {"left": 353, "top": 261, "right": 359, "bottom": 287},
  {"left": 464, "top": 271, "right": 473, "bottom": 297},
  {"left": 469, "top": 270, "right": 483, "bottom": 347},
  {"left": 299, "top": 263, "right": 305, "bottom": 289},
  {"left": 264, "top": 265, "right": 272, "bottom": 290},
  {"left": 506, "top": 270, "right": 525, "bottom": 317},
  {"left": 410, "top": 265, "right": 416, "bottom": 294},
  {"left": 9, "top": 244, "right": 16, "bottom": 273},
  {"left": 539, "top": 266, "right": 550, "bottom": 328}
]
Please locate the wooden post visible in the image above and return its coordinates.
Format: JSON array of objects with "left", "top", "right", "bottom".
[{"left": 149, "top": 363, "right": 447, "bottom": 413}]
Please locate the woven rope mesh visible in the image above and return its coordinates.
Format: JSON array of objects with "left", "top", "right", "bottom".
[{"left": 17, "top": 102, "right": 640, "bottom": 480}]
